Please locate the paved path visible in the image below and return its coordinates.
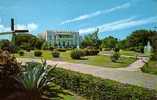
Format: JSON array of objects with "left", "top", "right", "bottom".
[
  {"left": 116, "top": 57, "right": 149, "bottom": 71},
  {"left": 17, "top": 58, "right": 157, "bottom": 90}
]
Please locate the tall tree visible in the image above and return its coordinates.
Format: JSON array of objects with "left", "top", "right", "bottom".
[
  {"left": 81, "top": 28, "right": 100, "bottom": 48},
  {"left": 101, "top": 36, "right": 118, "bottom": 49},
  {"left": 126, "top": 29, "right": 157, "bottom": 53}
]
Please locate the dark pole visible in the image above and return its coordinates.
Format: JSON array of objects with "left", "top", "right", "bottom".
[
  {"left": 11, "top": 18, "right": 15, "bottom": 31},
  {"left": 11, "top": 18, "right": 16, "bottom": 45}
]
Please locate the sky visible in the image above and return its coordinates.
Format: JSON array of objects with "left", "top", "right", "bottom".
[{"left": 0, "top": 0, "right": 157, "bottom": 40}]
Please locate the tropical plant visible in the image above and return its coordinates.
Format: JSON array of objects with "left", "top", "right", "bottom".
[{"left": 17, "top": 61, "right": 64, "bottom": 100}]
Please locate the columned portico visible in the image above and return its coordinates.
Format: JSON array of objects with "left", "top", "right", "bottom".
[{"left": 39, "top": 30, "right": 80, "bottom": 48}]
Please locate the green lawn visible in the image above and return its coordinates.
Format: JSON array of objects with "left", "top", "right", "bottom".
[
  {"left": 13, "top": 50, "right": 52, "bottom": 60},
  {"left": 60, "top": 51, "right": 135, "bottom": 68},
  {"left": 120, "top": 50, "right": 141, "bottom": 57},
  {"left": 14, "top": 50, "right": 136, "bottom": 68},
  {"left": 141, "top": 60, "right": 157, "bottom": 75}
]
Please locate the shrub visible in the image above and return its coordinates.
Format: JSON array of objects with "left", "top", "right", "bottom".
[
  {"left": 18, "top": 51, "right": 24, "bottom": 56},
  {"left": 15, "top": 61, "right": 64, "bottom": 100},
  {"left": 51, "top": 68, "right": 157, "bottom": 100},
  {"left": 52, "top": 50, "right": 60, "bottom": 58},
  {"left": 83, "top": 49, "right": 99, "bottom": 56},
  {"left": 0, "top": 50, "right": 21, "bottom": 79},
  {"left": 111, "top": 52, "right": 120, "bottom": 62},
  {"left": 34, "top": 51, "right": 42, "bottom": 57},
  {"left": 0, "top": 50, "right": 21, "bottom": 99},
  {"left": 49, "top": 46, "right": 54, "bottom": 51},
  {"left": 151, "top": 52, "right": 157, "bottom": 61},
  {"left": 114, "top": 47, "right": 120, "bottom": 52},
  {"left": 57, "top": 48, "right": 67, "bottom": 52},
  {"left": 2, "top": 61, "right": 65, "bottom": 100},
  {"left": 71, "top": 49, "right": 83, "bottom": 59}
]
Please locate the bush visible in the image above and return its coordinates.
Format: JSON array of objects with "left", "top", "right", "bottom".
[
  {"left": 114, "top": 47, "right": 120, "bottom": 52},
  {"left": 34, "top": 51, "right": 42, "bottom": 57},
  {"left": 0, "top": 50, "right": 21, "bottom": 99},
  {"left": 83, "top": 49, "right": 99, "bottom": 56},
  {"left": 151, "top": 52, "right": 157, "bottom": 61},
  {"left": 18, "top": 51, "right": 24, "bottom": 56},
  {"left": 111, "top": 52, "right": 120, "bottom": 62},
  {"left": 51, "top": 68, "right": 157, "bottom": 100},
  {"left": 52, "top": 51, "right": 60, "bottom": 58},
  {"left": 71, "top": 49, "right": 83, "bottom": 59},
  {"left": 57, "top": 48, "right": 66, "bottom": 52}
]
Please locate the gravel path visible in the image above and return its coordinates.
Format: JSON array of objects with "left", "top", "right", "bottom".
[{"left": 17, "top": 57, "right": 157, "bottom": 90}]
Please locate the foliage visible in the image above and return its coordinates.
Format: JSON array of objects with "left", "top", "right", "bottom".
[
  {"left": 18, "top": 50, "right": 24, "bottom": 56},
  {"left": 81, "top": 29, "right": 101, "bottom": 48},
  {"left": 0, "top": 50, "right": 21, "bottom": 79},
  {"left": 51, "top": 68, "right": 157, "bottom": 100},
  {"left": 151, "top": 52, "right": 157, "bottom": 60},
  {"left": 111, "top": 52, "right": 120, "bottom": 62},
  {"left": 101, "top": 36, "right": 118, "bottom": 49},
  {"left": 71, "top": 49, "right": 83, "bottom": 59},
  {"left": 0, "top": 39, "right": 19, "bottom": 53},
  {"left": 141, "top": 60, "right": 157, "bottom": 75},
  {"left": 125, "top": 30, "right": 157, "bottom": 53},
  {"left": 52, "top": 50, "right": 60, "bottom": 58},
  {"left": 0, "top": 50, "right": 22, "bottom": 99},
  {"left": 15, "top": 61, "right": 65, "bottom": 100},
  {"left": 15, "top": 34, "right": 44, "bottom": 50},
  {"left": 34, "top": 51, "right": 42, "bottom": 57},
  {"left": 83, "top": 49, "right": 99, "bottom": 56},
  {"left": 57, "top": 48, "right": 67, "bottom": 52}
]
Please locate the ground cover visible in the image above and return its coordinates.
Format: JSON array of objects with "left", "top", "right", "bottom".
[
  {"left": 141, "top": 60, "right": 157, "bottom": 75},
  {"left": 51, "top": 68, "right": 157, "bottom": 100}
]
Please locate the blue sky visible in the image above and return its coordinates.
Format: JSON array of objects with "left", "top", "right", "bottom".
[{"left": 0, "top": 0, "right": 157, "bottom": 39}]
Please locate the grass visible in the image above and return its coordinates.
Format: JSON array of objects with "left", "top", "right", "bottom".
[
  {"left": 62, "top": 93, "right": 85, "bottom": 100},
  {"left": 14, "top": 50, "right": 136, "bottom": 68},
  {"left": 120, "top": 50, "right": 141, "bottom": 57},
  {"left": 141, "top": 60, "right": 157, "bottom": 75},
  {"left": 13, "top": 50, "right": 52, "bottom": 60},
  {"left": 60, "top": 51, "right": 135, "bottom": 68}
]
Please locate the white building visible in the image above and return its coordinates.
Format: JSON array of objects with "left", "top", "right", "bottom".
[{"left": 39, "top": 30, "right": 80, "bottom": 48}]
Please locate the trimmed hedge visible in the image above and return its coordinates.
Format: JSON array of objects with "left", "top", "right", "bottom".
[
  {"left": 57, "top": 48, "right": 67, "bottom": 52},
  {"left": 34, "top": 51, "right": 42, "bottom": 57},
  {"left": 83, "top": 49, "right": 99, "bottom": 56},
  {"left": 18, "top": 51, "right": 24, "bottom": 56},
  {"left": 71, "top": 49, "right": 84, "bottom": 59},
  {"left": 51, "top": 68, "right": 157, "bottom": 100},
  {"left": 52, "top": 51, "right": 60, "bottom": 58}
]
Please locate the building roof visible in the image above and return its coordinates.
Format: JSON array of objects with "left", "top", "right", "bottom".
[{"left": 47, "top": 30, "right": 79, "bottom": 34}]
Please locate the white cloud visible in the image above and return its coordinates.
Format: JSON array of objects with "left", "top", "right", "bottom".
[
  {"left": 61, "top": 2, "right": 130, "bottom": 24},
  {"left": 0, "top": 25, "right": 10, "bottom": 32},
  {"left": 79, "top": 16, "right": 157, "bottom": 34},
  {"left": 16, "top": 23, "right": 38, "bottom": 32},
  {"left": 0, "top": 22, "right": 38, "bottom": 33}
]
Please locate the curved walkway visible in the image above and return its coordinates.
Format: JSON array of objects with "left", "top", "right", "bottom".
[{"left": 17, "top": 57, "right": 157, "bottom": 90}]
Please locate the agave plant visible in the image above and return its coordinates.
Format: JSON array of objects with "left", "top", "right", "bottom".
[{"left": 16, "top": 60, "right": 65, "bottom": 100}]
